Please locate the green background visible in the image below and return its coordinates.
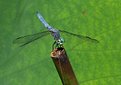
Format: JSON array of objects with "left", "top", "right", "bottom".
[{"left": 0, "top": 0, "right": 121, "bottom": 85}]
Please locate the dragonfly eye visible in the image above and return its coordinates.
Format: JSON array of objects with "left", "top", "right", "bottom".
[
  {"left": 57, "top": 38, "right": 64, "bottom": 45},
  {"left": 60, "top": 38, "right": 64, "bottom": 43}
]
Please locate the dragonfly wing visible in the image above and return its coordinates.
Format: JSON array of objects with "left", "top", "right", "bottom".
[
  {"left": 13, "top": 31, "right": 49, "bottom": 46},
  {"left": 59, "top": 30, "right": 99, "bottom": 43}
]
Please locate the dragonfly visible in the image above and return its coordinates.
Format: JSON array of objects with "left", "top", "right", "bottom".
[{"left": 13, "top": 11, "right": 99, "bottom": 49}]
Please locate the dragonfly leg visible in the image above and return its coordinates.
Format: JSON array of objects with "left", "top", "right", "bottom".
[
  {"left": 55, "top": 43, "right": 63, "bottom": 49},
  {"left": 52, "top": 41, "right": 56, "bottom": 50},
  {"left": 52, "top": 40, "right": 64, "bottom": 50}
]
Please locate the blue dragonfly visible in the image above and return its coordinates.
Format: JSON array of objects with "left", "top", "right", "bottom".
[{"left": 13, "top": 12, "right": 99, "bottom": 49}]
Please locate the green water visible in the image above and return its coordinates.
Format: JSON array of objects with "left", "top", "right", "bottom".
[{"left": 0, "top": 0, "right": 121, "bottom": 85}]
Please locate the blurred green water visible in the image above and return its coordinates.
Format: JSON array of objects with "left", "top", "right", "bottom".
[{"left": 0, "top": 0, "right": 121, "bottom": 85}]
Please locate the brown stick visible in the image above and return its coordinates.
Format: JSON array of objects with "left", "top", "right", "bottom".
[{"left": 51, "top": 47, "right": 78, "bottom": 85}]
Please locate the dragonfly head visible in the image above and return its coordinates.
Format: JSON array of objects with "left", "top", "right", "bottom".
[{"left": 56, "top": 37, "right": 64, "bottom": 47}]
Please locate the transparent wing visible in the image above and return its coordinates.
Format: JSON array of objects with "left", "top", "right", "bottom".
[
  {"left": 60, "top": 30, "right": 99, "bottom": 43},
  {"left": 13, "top": 30, "right": 99, "bottom": 47},
  {"left": 13, "top": 31, "right": 49, "bottom": 46}
]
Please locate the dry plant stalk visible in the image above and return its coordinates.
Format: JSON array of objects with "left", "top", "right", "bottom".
[{"left": 51, "top": 47, "right": 78, "bottom": 85}]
